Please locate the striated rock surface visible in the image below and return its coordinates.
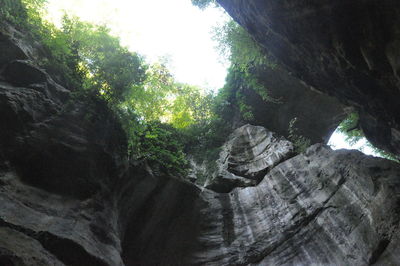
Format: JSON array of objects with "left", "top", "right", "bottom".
[
  {"left": 192, "top": 144, "right": 400, "bottom": 265},
  {"left": 217, "top": 0, "right": 400, "bottom": 156},
  {"left": 205, "top": 124, "right": 294, "bottom": 192},
  {"left": 120, "top": 133, "right": 400, "bottom": 265},
  {"left": 2, "top": 19, "right": 400, "bottom": 266}
]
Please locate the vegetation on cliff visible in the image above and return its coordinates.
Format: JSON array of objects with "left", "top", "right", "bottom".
[
  {"left": 0, "top": 0, "right": 214, "bottom": 177},
  {"left": 336, "top": 112, "right": 399, "bottom": 161},
  {"left": 0, "top": 0, "right": 311, "bottom": 179},
  {"left": 1, "top": 0, "right": 272, "bottom": 178},
  {"left": 3, "top": 0, "right": 394, "bottom": 181}
]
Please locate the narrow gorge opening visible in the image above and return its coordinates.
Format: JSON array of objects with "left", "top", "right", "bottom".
[
  {"left": 3, "top": 0, "right": 390, "bottom": 185},
  {"left": 1, "top": 0, "right": 400, "bottom": 265}
]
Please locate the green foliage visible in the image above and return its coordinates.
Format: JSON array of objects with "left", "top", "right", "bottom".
[
  {"left": 59, "top": 17, "right": 147, "bottom": 102},
  {"left": 0, "top": 0, "right": 291, "bottom": 180},
  {"left": 126, "top": 63, "right": 174, "bottom": 121},
  {"left": 212, "top": 19, "right": 279, "bottom": 106},
  {"left": 1, "top": 1, "right": 147, "bottom": 103},
  {"left": 0, "top": 0, "right": 83, "bottom": 90},
  {"left": 170, "top": 84, "right": 214, "bottom": 128},
  {"left": 0, "top": 0, "right": 48, "bottom": 31},
  {"left": 181, "top": 115, "right": 230, "bottom": 158},
  {"left": 132, "top": 122, "right": 189, "bottom": 176},
  {"left": 337, "top": 112, "right": 363, "bottom": 145},
  {"left": 117, "top": 108, "right": 190, "bottom": 177},
  {"left": 337, "top": 112, "right": 399, "bottom": 162},
  {"left": 1, "top": 1, "right": 192, "bottom": 176},
  {"left": 0, "top": 0, "right": 27, "bottom": 27},
  {"left": 370, "top": 147, "right": 399, "bottom": 162},
  {"left": 214, "top": 65, "right": 256, "bottom": 122},
  {"left": 118, "top": 62, "right": 219, "bottom": 177},
  {"left": 191, "top": 0, "right": 217, "bottom": 9},
  {"left": 288, "top": 117, "right": 311, "bottom": 153},
  {"left": 139, "top": 122, "right": 188, "bottom": 176},
  {"left": 213, "top": 20, "right": 272, "bottom": 68}
]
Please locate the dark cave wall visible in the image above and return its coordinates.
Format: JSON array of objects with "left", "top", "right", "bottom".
[
  {"left": 218, "top": 0, "right": 400, "bottom": 156},
  {"left": 241, "top": 65, "right": 346, "bottom": 144}
]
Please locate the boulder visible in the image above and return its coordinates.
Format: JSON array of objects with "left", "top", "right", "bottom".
[{"left": 206, "top": 124, "right": 294, "bottom": 192}]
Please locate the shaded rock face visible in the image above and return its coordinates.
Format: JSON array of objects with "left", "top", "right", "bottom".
[
  {"left": 122, "top": 130, "right": 400, "bottom": 265},
  {"left": 0, "top": 28, "right": 127, "bottom": 265},
  {"left": 217, "top": 0, "right": 400, "bottom": 156},
  {"left": 2, "top": 23, "right": 400, "bottom": 266},
  {"left": 206, "top": 124, "right": 294, "bottom": 192},
  {"left": 243, "top": 65, "right": 346, "bottom": 144},
  {"left": 192, "top": 144, "right": 400, "bottom": 265}
]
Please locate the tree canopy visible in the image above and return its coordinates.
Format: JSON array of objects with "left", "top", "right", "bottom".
[
  {"left": 6, "top": 0, "right": 390, "bottom": 180},
  {"left": 1, "top": 0, "right": 221, "bottom": 177},
  {"left": 191, "top": 0, "right": 217, "bottom": 9}
]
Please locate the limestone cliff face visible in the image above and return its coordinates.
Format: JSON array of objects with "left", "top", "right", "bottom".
[
  {"left": 205, "top": 124, "right": 294, "bottom": 192},
  {"left": 2, "top": 14, "right": 400, "bottom": 266},
  {"left": 217, "top": 0, "right": 400, "bottom": 156},
  {"left": 192, "top": 142, "right": 400, "bottom": 265}
]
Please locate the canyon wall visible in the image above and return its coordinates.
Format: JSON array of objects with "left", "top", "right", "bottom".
[
  {"left": 218, "top": 0, "right": 400, "bottom": 156},
  {"left": 2, "top": 2, "right": 400, "bottom": 264}
]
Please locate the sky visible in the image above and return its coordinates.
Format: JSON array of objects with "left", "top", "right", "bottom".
[
  {"left": 45, "top": 0, "right": 230, "bottom": 91},
  {"left": 328, "top": 130, "right": 378, "bottom": 156},
  {"left": 44, "top": 0, "right": 379, "bottom": 156}
]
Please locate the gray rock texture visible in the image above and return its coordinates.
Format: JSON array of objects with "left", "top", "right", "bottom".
[
  {"left": 217, "top": 0, "right": 400, "bottom": 156},
  {"left": 118, "top": 130, "right": 400, "bottom": 266},
  {"left": 2, "top": 17, "right": 400, "bottom": 266},
  {"left": 205, "top": 124, "right": 294, "bottom": 192},
  {"left": 0, "top": 26, "right": 126, "bottom": 265},
  {"left": 191, "top": 144, "right": 400, "bottom": 265}
]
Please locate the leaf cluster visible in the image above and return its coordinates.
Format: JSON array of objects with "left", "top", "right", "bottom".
[
  {"left": 2, "top": 1, "right": 198, "bottom": 177},
  {"left": 337, "top": 112, "right": 399, "bottom": 162},
  {"left": 288, "top": 117, "right": 311, "bottom": 153},
  {"left": 211, "top": 19, "right": 280, "bottom": 120},
  {"left": 191, "top": 0, "right": 217, "bottom": 9},
  {"left": 135, "top": 122, "right": 189, "bottom": 177}
]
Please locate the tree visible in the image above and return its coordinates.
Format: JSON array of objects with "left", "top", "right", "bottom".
[
  {"left": 4, "top": 0, "right": 230, "bottom": 177},
  {"left": 212, "top": 19, "right": 279, "bottom": 114},
  {"left": 125, "top": 62, "right": 174, "bottom": 121},
  {"left": 337, "top": 112, "right": 399, "bottom": 161},
  {"left": 191, "top": 0, "right": 217, "bottom": 9},
  {"left": 169, "top": 84, "right": 214, "bottom": 128},
  {"left": 61, "top": 17, "right": 147, "bottom": 103}
]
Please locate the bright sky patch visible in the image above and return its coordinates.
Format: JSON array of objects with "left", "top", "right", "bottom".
[
  {"left": 44, "top": 0, "right": 380, "bottom": 156},
  {"left": 45, "top": 0, "right": 229, "bottom": 91}
]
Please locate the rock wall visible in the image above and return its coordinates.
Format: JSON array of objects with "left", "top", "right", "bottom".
[
  {"left": 191, "top": 141, "right": 400, "bottom": 265},
  {"left": 217, "top": 0, "right": 400, "bottom": 156},
  {"left": 0, "top": 25, "right": 127, "bottom": 266},
  {"left": 240, "top": 65, "right": 346, "bottom": 144},
  {"left": 2, "top": 15, "right": 400, "bottom": 266},
  {"left": 205, "top": 124, "right": 294, "bottom": 192}
]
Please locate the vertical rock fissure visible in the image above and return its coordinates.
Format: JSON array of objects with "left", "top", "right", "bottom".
[
  {"left": 368, "top": 238, "right": 391, "bottom": 265},
  {"left": 219, "top": 194, "right": 235, "bottom": 246}
]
